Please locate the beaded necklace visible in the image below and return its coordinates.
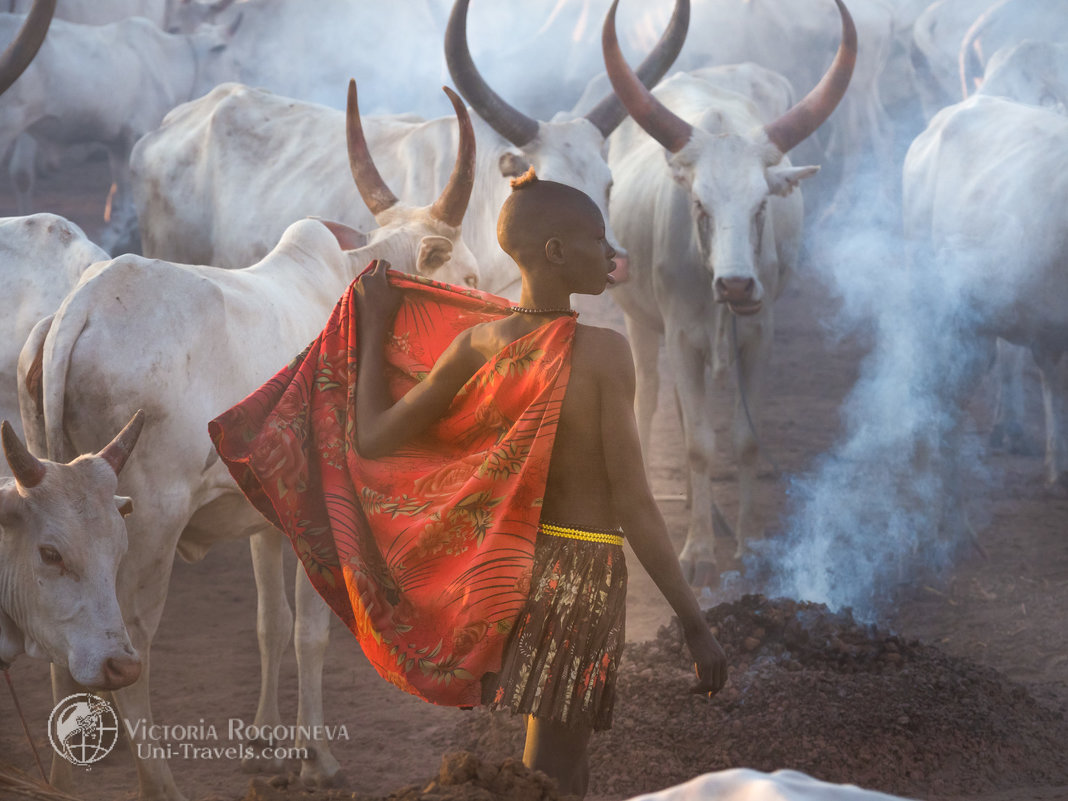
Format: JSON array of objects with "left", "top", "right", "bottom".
[{"left": 508, "top": 305, "right": 578, "bottom": 317}]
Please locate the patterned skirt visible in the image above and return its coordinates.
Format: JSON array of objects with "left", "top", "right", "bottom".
[{"left": 484, "top": 522, "right": 628, "bottom": 731}]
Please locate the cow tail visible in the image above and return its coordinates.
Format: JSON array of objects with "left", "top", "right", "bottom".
[
  {"left": 16, "top": 312, "right": 54, "bottom": 458},
  {"left": 40, "top": 296, "right": 90, "bottom": 463}
]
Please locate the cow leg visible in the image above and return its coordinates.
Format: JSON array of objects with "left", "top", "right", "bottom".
[
  {"left": 110, "top": 646, "right": 188, "bottom": 801},
  {"left": 624, "top": 314, "right": 661, "bottom": 457},
  {"left": 1033, "top": 345, "right": 1068, "bottom": 490},
  {"left": 241, "top": 528, "right": 293, "bottom": 774},
  {"left": 936, "top": 334, "right": 997, "bottom": 544},
  {"left": 294, "top": 565, "right": 341, "bottom": 786},
  {"left": 731, "top": 313, "right": 772, "bottom": 559},
  {"left": 105, "top": 516, "right": 188, "bottom": 801},
  {"left": 674, "top": 388, "right": 692, "bottom": 509},
  {"left": 667, "top": 328, "right": 718, "bottom": 587},
  {"left": 991, "top": 339, "right": 1039, "bottom": 456},
  {"left": 9, "top": 132, "right": 36, "bottom": 214},
  {"left": 47, "top": 664, "right": 78, "bottom": 791}
]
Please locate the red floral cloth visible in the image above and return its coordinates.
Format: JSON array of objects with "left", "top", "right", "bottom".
[{"left": 209, "top": 269, "right": 574, "bottom": 707}]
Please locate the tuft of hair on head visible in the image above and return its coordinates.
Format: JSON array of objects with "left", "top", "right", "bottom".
[{"left": 509, "top": 166, "right": 539, "bottom": 191}]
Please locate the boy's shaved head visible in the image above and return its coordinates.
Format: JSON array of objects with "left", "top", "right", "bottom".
[{"left": 497, "top": 168, "right": 602, "bottom": 262}]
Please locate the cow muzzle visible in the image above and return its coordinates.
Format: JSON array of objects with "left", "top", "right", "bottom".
[
  {"left": 97, "top": 655, "right": 143, "bottom": 690},
  {"left": 715, "top": 276, "right": 762, "bottom": 315}
]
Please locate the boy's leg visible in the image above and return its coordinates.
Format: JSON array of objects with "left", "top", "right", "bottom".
[{"left": 522, "top": 715, "right": 592, "bottom": 798}]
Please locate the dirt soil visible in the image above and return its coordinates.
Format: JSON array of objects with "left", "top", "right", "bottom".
[{"left": 2, "top": 161, "right": 1067, "bottom": 801}]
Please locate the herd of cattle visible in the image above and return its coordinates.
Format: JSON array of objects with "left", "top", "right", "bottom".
[{"left": 0, "top": 0, "right": 1065, "bottom": 799}]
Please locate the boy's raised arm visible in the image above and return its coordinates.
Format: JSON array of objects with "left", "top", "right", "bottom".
[
  {"left": 596, "top": 329, "right": 728, "bottom": 697},
  {"left": 353, "top": 261, "right": 486, "bottom": 459}
]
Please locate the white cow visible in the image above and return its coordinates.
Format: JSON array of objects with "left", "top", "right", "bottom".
[
  {"left": 622, "top": 769, "right": 916, "bottom": 801},
  {"left": 131, "top": 0, "right": 691, "bottom": 298},
  {"left": 0, "top": 10, "right": 241, "bottom": 253},
  {"left": 969, "top": 40, "right": 1068, "bottom": 456},
  {"left": 902, "top": 94, "right": 1068, "bottom": 489},
  {"left": 0, "top": 412, "right": 146, "bottom": 690},
  {"left": 0, "top": 214, "right": 108, "bottom": 445},
  {"left": 18, "top": 82, "right": 478, "bottom": 801},
  {"left": 602, "top": 0, "right": 856, "bottom": 583}
]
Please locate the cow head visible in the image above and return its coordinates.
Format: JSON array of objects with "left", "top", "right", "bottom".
[
  {"left": 446, "top": 0, "right": 690, "bottom": 277},
  {"left": 0, "top": 412, "right": 145, "bottom": 690},
  {"left": 344, "top": 81, "right": 480, "bottom": 287},
  {"left": 603, "top": 0, "right": 855, "bottom": 314}
]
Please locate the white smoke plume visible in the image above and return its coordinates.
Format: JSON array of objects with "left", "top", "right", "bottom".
[
  {"left": 753, "top": 177, "right": 995, "bottom": 622},
  {"left": 748, "top": 0, "right": 1063, "bottom": 622}
]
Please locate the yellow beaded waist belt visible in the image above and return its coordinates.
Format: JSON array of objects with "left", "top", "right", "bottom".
[{"left": 539, "top": 521, "right": 624, "bottom": 546}]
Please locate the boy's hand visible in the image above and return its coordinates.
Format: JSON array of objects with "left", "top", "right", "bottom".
[
  {"left": 355, "top": 259, "right": 402, "bottom": 326},
  {"left": 686, "top": 626, "right": 728, "bottom": 699}
]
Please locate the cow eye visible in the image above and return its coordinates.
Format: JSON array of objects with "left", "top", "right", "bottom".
[{"left": 39, "top": 546, "right": 64, "bottom": 567}]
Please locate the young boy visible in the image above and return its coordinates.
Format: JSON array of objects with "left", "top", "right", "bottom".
[{"left": 352, "top": 169, "right": 727, "bottom": 797}]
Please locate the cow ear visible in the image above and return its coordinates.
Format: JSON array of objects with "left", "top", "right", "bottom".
[
  {"left": 498, "top": 152, "right": 531, "bottom": 179},
  {"left": 315, "top": 218, "right": 368, "bottom": 251},
  {"left": 115, "top": 496, "right": 134, "bottom": 518},
  {"left": 766, "top": 164, "right": 819, "bottom": 197},
  {"left": 416, "top": 236, "right": 453, "bottom": 275},
  {"left": 0, "top": 485, "right": 23, "bottom": 527},
  {"left": 668, "top": 155, "right": 693, "bottom": 189},
  {"left": 225, "top": 10, "right": 243, "bottom": 38},
  {"left": 206, "top": 12, "right": 243, "bottom": 52}
]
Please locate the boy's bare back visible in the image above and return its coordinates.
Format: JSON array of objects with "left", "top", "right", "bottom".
[
  {"left": 542, "top": 323, "right": 634, "bottom": 529},
  {"left": 463, "top": 317, "right": 633, "bottom": 531}
]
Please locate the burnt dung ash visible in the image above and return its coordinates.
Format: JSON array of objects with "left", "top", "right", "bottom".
[
  {"left": 236, "top": 752, "right": 563, "bottom": 801},
  {"left": 447, "top": 595, "right": 1068, "bottom": 800}
]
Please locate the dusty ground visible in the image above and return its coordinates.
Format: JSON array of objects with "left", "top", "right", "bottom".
[{"left": 1, "top": 160, "right": 1067, "bottom": 801}]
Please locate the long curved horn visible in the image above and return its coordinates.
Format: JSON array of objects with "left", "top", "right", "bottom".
[
  {"left": 429, "top": 86, "right": 477, "bottom": 229},
  {"left": 97, "top": 410, "right": 145, "bottom": 476},
  {"left": 602, "top": 0, "right": 693, "bottom": 153},
  {"left": 585, "top": 0, "right": 690, "bottom": 138},
  {"left": 763, "top": 0, "right": 857, "bottom": 155},
  {"left": 1, "top": 420, "right": 46, "bottom": 488},
  {"left": 445, "top": 0, "right": 539, "bottom": 148},
  {"left": 0, "top": 0, "right": 55, "bottom": 97},
  {"left": 346, "top": 79, "right": 398, "bottom": 216}
]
